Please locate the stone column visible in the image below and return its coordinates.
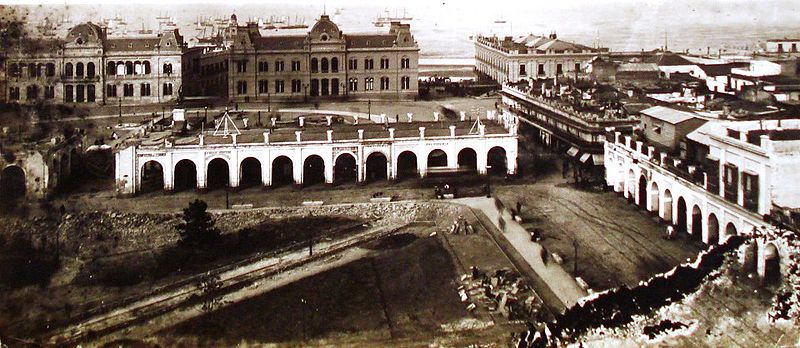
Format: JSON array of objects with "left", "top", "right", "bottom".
[
  {"left": 388, "top": 128, "right": 395, "bottom": 139},
  {"left": 196, "top": 155, "right": 207, "bottom": 192},
  {"left": 449, "top": 125, "right": 456, "bottom": 137},
  {"left": 293, "top": 149, "right": 303, "bottom": 188},
  {"left": 327, "top": 129, "right": 333, "bottom": 142},
  {"left": 199, "top": 134, "right": 205, "bottom": 146},
  {"left": 419, "top": 127, "right": 425, "bottom": 139},
  {"left": 295, "top": 131, "right": 302, "bottom": 142},
  {"left": 231, "top": 133, "right": 238, "bottom": 145},
  {"left": 263, "top": 131, "right": 270, "bottom": 144},
  {"left": 358, "top": 129, "right": 364, "bottom": 141},
  {"left": 163, "top": 157, "right": 174, "bottom": 192}
]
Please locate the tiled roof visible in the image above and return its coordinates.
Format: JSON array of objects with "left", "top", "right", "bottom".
[
  {"left": 697, "top": 62, "right": 749, "bottom": 76},
  {"left": 646, "top": 52, "right": 694, "bottom": 66},
  {"left": 347, "top": 34, "right": 396, "bottom": 48}
]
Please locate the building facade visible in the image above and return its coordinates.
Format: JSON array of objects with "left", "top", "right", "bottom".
[
  {"left": 195, "top": 14, "right": 419, "bottom": 102},
  {"left": 4, "top": 22, "right": 185, "bottom": 106},
  {"left": 475, "top": 33, "right": 607, "bottom": 84}
]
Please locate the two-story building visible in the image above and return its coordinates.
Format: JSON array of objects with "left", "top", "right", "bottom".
[
  {"left": 475, "top": 33, "right": 606, "bottom": 84},
  {"left": 195, "top": 14, "right": 419, "bottom": 102},
  {"left": 4, "top": 22, "right": 185, "bottom": 106}
]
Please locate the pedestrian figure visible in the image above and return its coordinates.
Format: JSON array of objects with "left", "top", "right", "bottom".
[
  {"left": 666, "top": 225, "right": 676, "bottom": 240},
  {"left": 516, "top": 201, "right": 522, "bottom": 215},
  {"left": 396, "top": 114, "right": 399, "bottom": 123},
  {"left": 59, "top": 204, "right": 66, "bottom": 216},
  {"left": 541, "top": 246, "right": 549, "bottom": 265}
]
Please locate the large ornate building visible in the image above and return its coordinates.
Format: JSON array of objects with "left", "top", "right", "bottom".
[
  {"left": 4, "top": 22, "right": 185, "bottom": 106},
  {"left": 195, "top": 14, "right": 419, "bottom": 102},
  {"left": 475, "top": 33, "right": 607, "bottom": 84}
]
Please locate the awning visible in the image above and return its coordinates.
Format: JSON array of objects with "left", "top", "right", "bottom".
[
  {"left": 580, "top": 153, "right": 592, "bottom": 163},
  {"left": 567, "top": 146, "right": 580, "bottom": 157},
  {"left": 592, "top": 154, "right": 605, "bottom": 166}
]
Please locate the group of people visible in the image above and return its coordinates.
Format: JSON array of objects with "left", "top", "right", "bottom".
[{"left": 434, "top": 183, "right": 454, "bottom": 199}]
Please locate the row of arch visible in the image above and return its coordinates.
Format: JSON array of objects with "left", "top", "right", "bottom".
[
  {"left": 140, "top": 147, "right": 509, "bottom": 192},
  {"left": 8, "top": 62, "right": 57, "bottom": 78},
  {"left": 627, "top": 171, "right": 780, "bottom": 281},
  {"left": 310, "top": 57, "right": 339, "bottom": 73}
]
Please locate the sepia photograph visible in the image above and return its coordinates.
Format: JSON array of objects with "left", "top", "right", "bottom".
[{"left": 0, "top": 0, "right": 799, "bottom": 346}]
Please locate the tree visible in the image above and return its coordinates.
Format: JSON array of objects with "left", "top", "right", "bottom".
[{"left": 176, "top": 199, "right": 219, "bottom": 246}]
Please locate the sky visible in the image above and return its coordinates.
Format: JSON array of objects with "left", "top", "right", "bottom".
[{"left": 3, "top": 0, "right": 799, "bottom": 57}]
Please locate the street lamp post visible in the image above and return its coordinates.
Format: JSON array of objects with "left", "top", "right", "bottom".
[
  {"left": 267, "top": 91, "right": 271, "bottom": 112},
  {"left": 118, "top": 98, "right": 122, "bottom": 119},
  {"left": 367, "top": 99, "right": 371, "bottom": 118}
]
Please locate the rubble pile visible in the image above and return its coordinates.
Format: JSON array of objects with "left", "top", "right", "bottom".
[
  {"left": 457, "top": 266, "right": 544, "bottom": 322},
  {"left": 767, "top": 232, "right": 800, "bottom": 323}
]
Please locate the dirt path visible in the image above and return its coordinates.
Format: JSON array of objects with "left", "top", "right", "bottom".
[{"left": 455, "top": 197, "right": 588, "bottom": 308}]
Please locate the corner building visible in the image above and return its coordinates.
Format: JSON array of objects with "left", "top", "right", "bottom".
[
  {"left": 4, "top": 22, "right": 185, "bottom": 106},
  {"left": 198, "top": 14, "right": 419, "bottom": 102}
]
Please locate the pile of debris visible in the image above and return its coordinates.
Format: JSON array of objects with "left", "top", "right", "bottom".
[{"left": 457, "top": 266, "right": 544, "bottom": 321}]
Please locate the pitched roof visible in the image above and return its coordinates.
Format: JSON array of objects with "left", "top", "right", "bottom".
[
  {"left": 256, "top": 36, "right": 306, "bottom": 50},
  {"left": 697, "top": 62, "right": 749, "bottom": 76},
  {"left": 105, "top": 38, "right": 161, "bottom": 52},
  {"left": 648, "top": 52, "right": 694, "bottom": 66},
  {"left": 641, "top": 106, "right": 703, "bottom": 124},
  {"left": 347, "top": 34, "right": 396, "bottom": 48},
  {"left": 617, "top": 62, "right": 659, "bottom": 72}
]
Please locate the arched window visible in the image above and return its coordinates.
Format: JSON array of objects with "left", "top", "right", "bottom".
[
  {"left": 311, "top": 58, "right": 318, "bottom": 73},
  {"left": 116, "top": 62, "right": 125, "bottom": 76},
  {"left": 87, "top": 62, "right": 95, "bottom": 78},
  {"left": 75, "top": 62, "right": 84, "bottom": 77},
  {"left": 107, "top": 62, "right": 115, "bottom": 75},
  {"left": 163, "top": 63, "right": 172, "bottom": 75},
  {"left": 331, "top": 57, "right": 339, "bottom": 72},
  {"left": 46, "top": 63, "right": 55, "bottom": 77},
  {"left": 125, "top": 61, "right": 134, "bottom": 75},
  {"left": 321, "top": 58, "right": 329, "bottom": 73},
  {"left": 134, "top": 61, "right": 142, "bottom": 75},
  {"left": 64, "top": 62, "right": 73, "bottom": 77},
  {"left": 143, "top": 61, "right": 151, "bottom": 74}
]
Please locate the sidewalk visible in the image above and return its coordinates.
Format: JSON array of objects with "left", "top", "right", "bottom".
[{"left": 455, "top": 197, "right": 587, "bottom": 308}]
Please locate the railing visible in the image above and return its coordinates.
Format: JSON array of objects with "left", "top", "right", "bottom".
[{"left": 503, "top": 84, "right": 636, "bottom": 128}]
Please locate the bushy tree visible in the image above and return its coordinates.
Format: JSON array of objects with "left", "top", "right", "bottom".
[{"left": 176, "top": 199, "right": 219, "bottom": 246}]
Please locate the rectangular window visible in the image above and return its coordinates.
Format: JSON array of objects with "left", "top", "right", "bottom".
[
  {"left": 401, "top": 76, "right": 410, "bottom": 90},
  {"left": 64, "top": 85, "right": 73, "bottom": 102},
  {"left": 349, "top": 59, "right": 358, "bottom": 70},
  {"left": 380, "top": 58, "right": 389, "bottom": 69},
  {"left": 556, "top": 63, "right": 563, "bottom": 75},
  {"left": 237, "top": 80, "right": 248, "bottom": 95},
  {"left": 140, "top": 83, "right": 151, "bottom": 97},
  {"left": 291, "top": 60, "right": 300, "bottom": 71},
  {"left": 258, "top": 80, "right": 268, "bottom": 94},
  {"left": 275, "top": 80, "right": 285, "bottom": 93},
  {"left": 348, "top": 78, "right": 358, "bottom": 91},
  {"left": 76, "top": 84, "right": 85, "bottom": 102},
  {"left": 380, "top": 77, "right": 389, "bottom": 90},
  {"left": 538, "top": 64, "right": 545, "bottom": 75},
  {"left": 365, "top": 78, "right": 374, "bottom": 91},
  {"left": 163, "top": 83, "right": 173, "bottom": 96},
  {"left": 519, "top": 64, "right": 526, "bottom": 76},
  {"left": 236, "top": 60, "right": 247, "bottom": 73},
  {"left": 9, "top": 87, "right": 20, "bottom": 100},
  {"left": 291, "top": 79, "right": 301, "bottom": 93},
  {"left": 44, "top": 86, "right": 55, "bottom": 99},
  {"left": 723, "top": 164, "right": 739, "bottom": 203},
  {"left": 258, "top": 61, "right": 268, "bottom": 72},
  {"left": 743, "top": 172, "right": 759, "bottom": 212},
  {"left": 275, "top": 61, "right": 284, "bottom": 72},
  {"left": 365, "top": 59, "right": 374, "bottom": 70},
  {"left": 401, "top": 58, "right": 410, "bottom": 69},
  {"left": 106, "top": 84, "right": 117, "bottom": 97},
  {"left": 123, "top": 83, "right": 134, "bottom": 97}
]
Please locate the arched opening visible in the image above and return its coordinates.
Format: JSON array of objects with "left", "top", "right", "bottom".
[
  {"left": 107, "top": 61, "right": 115, "bottom": 75},
  {"left": 0, "top": 165, "right": 26, "bottom": 202},
  {"left": 457, "top": 148, "right": 478, "bottom": 173},
  {"left": 206, "top": 158, "right": 230, "bottom": 191},
  {"left": 365, "top": 152, "right": 388, "bottom": 182},
  {"left": 741, "top": 242, "right": 758, "bottom": 273},
  {"left": 396, "top": 151, "right": 418, "bottom": 181},
  {"left": 691, "top": 205, "right": 702, "bottom": 241},
  {"left": 638, "top": 176, "right": 647, "bottom": 209},
  {"left": 334, "top": 153, "right": 357, "bottom": 185},
  {"left": 311, "top": 58, "right": 318, "bottom": 73},
  {"left": 707, "top": 213, "right": 719, "bottom": 246},
  {"left": 271, "top": 156, "right": 294, "bottom": 187},
  {"left": 763, "top": 244, "right": 780, "bottom": 283},
  {"left": 59, "top": 154, "right": 70, "bottom": 185},
  {"left": 239, "top": 157, "right": 262, "bottom": 188},
  {"left": 140, "top": 160, "right": 164, "bottom": 193},
  {"left": 87, "top": 62, "right": 95, "bottom": 78},
  {"left": 303, "top": 155, "right": 325, "bottom": 187},
  {"left": 69, "top": 148, "right": 80, "bottom": 179},
  {"left": 427, "top": 149, "right": 448, "bottom": 168},
  {"left": 487, "top": 146, "right": 507, "bottom": 176},
  {"left": 174, "top": 159, "right": 197, "bottom": 192},
  {"left": 626, "top": 169, "right": 636, "bottom": 201},
  {"left": 677, "top": 197, "right": 687, "bottom": 233},
  {"left": 649, "top": 181, "right": 660, "bottom": 213},
  {"left": 662, "top": 189, "right": 673, "bottom": 222},
  {"left": 321, "top": 58, "right": 329, "bottom": 73},
  {"left": 723, "top": 222, "right": 737, "bottom": 242}
]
